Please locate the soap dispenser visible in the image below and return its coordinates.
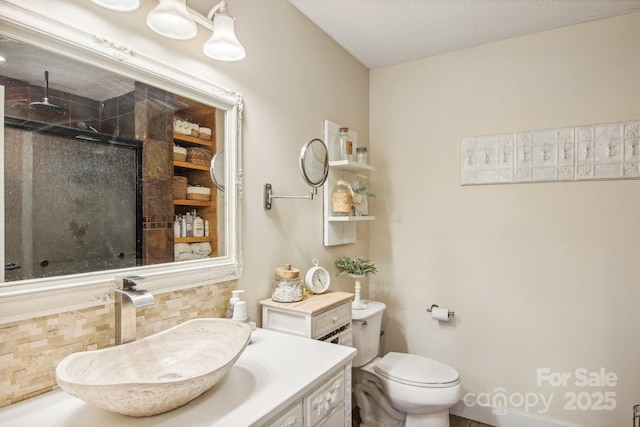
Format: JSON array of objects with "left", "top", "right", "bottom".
[{"left": 226, "top": 289, "right": 245, "bottom": 319}]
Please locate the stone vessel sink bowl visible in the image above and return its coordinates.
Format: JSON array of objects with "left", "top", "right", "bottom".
[{"left": 55, "top": 318, "right": 252, "bottom": 417}]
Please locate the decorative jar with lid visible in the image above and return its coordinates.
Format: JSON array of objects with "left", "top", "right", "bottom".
[
  {"left": 332, "top": 180, "right": 352, "bottom": 216},
  {"left": 271, "top": 264, "right": 304, "bottom": 302}
]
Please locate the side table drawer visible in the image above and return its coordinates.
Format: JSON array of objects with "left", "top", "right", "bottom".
[
  {"left": 312, "top": 302, "right": 351, "bottom": 339},
  {"left": 263, "top": 306, "right": 311, "bottom": 338}
]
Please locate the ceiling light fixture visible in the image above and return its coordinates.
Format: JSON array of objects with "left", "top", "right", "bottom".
[
  {"left": 200, "top": 1, "right": 245, "bottom": 61},
  {"left": 90, "top": 0, "right": 245, "bottom": 61},
  {"left": 146, "top": 0, "right": 197, "bottom": 40},
  {"left": 90, "top": 0, "right": 142, "bottom": 12}
]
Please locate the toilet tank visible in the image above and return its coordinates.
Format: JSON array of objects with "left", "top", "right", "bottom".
[{"left": 351, "top": 300, "right": 386, "bottom": 367}]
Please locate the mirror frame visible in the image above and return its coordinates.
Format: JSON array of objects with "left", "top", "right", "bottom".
[
  {"left": 299, "top": 138, "right": 329, "bottom": 188},
  {"left": 0, "top": 3, "right": 243, "bottom": 323},
  {"left": 210, "top": 151, "right": 225, "bottom": 191}
]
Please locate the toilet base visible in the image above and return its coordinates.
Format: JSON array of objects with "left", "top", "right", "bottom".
[
  {"left": 355, "top": 375, "right": 451, "bottom": 427},
  {"left": 355, "top": 378, "right": 404, "bottom": 427},
  {"left": 405, "top": 411, "right": 450, "bottom": 427},
  {"left": 354, "top": 366, "right": 454, "bottom": 427}
]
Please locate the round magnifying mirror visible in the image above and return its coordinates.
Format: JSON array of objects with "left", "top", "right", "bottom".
[
  {"left": 210, "top": 151, "right": 225, "bottom": 192},
  {"left": 299, "top": 138, "right": 329, "bottom": 188}
]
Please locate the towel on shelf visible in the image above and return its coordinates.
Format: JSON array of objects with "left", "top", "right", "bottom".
[
  {"left": 174, "top": 243, "right": 192, "bottom": 256},
  {"left": 190, "top": 242, "right": 212, "bottom": 258},
  {"left": 175, "top": 252, "right": 198, "bottom": 262}
]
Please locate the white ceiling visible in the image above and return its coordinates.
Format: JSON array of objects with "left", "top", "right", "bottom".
[{"left": 288, "top": 0, "right": 640, "bottom": 69}]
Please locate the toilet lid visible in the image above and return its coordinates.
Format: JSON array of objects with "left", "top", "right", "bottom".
[{"left": 374, "top": 352, "right": 460, "bottom": 388}]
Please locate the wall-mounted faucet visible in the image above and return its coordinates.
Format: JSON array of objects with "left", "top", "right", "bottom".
[{"left": 114, "top": 276, "right": 155, "bottom": 345}]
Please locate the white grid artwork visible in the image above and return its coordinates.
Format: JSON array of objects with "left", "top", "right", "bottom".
[{"left": 461, "top": 120, "right": 640, "bottom": 185}]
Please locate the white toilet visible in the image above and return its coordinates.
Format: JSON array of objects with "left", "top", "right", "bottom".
[{"left": 351, "top": 300, "right": 462, "bottom": 427}]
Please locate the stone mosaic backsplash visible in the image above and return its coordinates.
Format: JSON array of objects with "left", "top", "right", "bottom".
[{"left": 0, "top": 280, "right": 236, "bottom": 407}]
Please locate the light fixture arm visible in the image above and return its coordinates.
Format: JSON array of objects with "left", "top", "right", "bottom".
[
  {"left": 187, "top": 7, "right": 216, "bottom": 32},
  {"left": 185, "top": 0, "right": 231, "bottom": 30},
  {"left": 207, "top": 0, "right": 228, "bottom": 19}
]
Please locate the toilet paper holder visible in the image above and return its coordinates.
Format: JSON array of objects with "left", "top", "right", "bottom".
[{"left": 427, "top": 304, "right": 454, "bottom": 318}]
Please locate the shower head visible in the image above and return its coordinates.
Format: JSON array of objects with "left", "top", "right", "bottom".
[{"left": 30, "top": 71, "right": 61, "bottom": 113}]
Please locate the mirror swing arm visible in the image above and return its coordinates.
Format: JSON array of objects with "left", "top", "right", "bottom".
[
  {"left": 263, "top": 138, "right": 328, "bottom": 210},
  {"left": 263, "top": 184, "right": 318, "bottom": 210}
]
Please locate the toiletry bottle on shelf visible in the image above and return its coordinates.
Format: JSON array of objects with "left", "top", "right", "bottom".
[
  {"left": 204, "top": 219, "right": 210, "bottom": 237},
  {"left": 179, "top": 215, "right": 186, "bottom": 237},
  {"left": 174, "top": 215, "right": 181, "bottom": 238},
  {"left": 226, "top": 289, "right": 245, "bottom": 319},
  {"left": 193, "top": 210, "right": 204, "bottom": 237},
  {"left": 356, "top": 147, "right": 368, "bottom": 164},
  {"left": 335, "top": 127, "right": 353, "bottom": 161},
  {"left": 185, "top": 211, "right": 193, "bottom": 237}
]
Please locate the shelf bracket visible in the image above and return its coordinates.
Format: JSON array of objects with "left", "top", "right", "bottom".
[{"left": 263, "top": 183, "right": 316, "bottom": 210}]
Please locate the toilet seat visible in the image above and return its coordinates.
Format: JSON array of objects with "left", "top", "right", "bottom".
[{"left": 374, "top": 352, "right": 460, "bottom": 388}]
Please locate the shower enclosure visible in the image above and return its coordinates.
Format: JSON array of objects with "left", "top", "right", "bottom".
[{"left": 3, "top": 117, "right": 142, "bottom": 282}]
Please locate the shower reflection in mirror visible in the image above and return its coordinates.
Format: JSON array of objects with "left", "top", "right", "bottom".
[{"left": 1, "top": 34, "right": 226, "bottom": 282}]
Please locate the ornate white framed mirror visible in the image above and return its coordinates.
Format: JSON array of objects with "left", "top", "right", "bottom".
[{"left": 0, "top": 2, "right": 243, "bottom": 322}]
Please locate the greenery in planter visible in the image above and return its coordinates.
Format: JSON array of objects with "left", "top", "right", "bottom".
[
  {"left": 335, "top": 256, "right": 377, "bottom": 276},
  {"left": 353, "top": 174, "right": 376, "bottom": 199}
]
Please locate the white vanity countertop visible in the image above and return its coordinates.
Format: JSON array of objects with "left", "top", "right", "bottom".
[{"left": 0, "top": 328, "right": 356, "bottom": 427}]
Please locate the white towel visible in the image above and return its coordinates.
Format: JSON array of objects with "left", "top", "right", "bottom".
[
  {"left": 175, "top": 252, "right": 198, "bottom": 262},
  {"left": 174, "top": 243, "right": 192, "bottom": 256},
  {"left": 190, "top": 242, "right": 212, "bottom": 257}
]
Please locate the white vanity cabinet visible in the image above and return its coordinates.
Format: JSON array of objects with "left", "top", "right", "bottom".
[
  {"left": 0, "top": 328, "right": 356, "bottom": 427},
  {"left": 261, "top": 291, "right": 354, "bottom": 343},
  {"left": 267, "top": 368, "right": 349, "bottom": 427},
  {"left": 268, "top": 400, "right": 304, "bottom": 427},
  {"left": 305, "top": 370, "right": 347, "bottom": 426}
]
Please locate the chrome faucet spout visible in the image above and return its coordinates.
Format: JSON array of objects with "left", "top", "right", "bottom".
[
  {"left": 114, "top": 288, "right": 155, "bottom": 308},
  {"left": 114, "top": 276, "right": 155, "bottom": 345}
]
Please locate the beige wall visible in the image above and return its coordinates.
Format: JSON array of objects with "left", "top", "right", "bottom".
[{"left": 369, "top": 12, "right": 640, "bottom": 427}]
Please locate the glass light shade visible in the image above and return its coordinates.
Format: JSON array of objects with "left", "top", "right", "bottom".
[
  {"left": 90, "top": 0, "right": 141, "bottom": 12},
  {"left": 202, "top": 14, "right": 245, "bottom": 61},
  {"left": 146, "top": 0, "right": 197, "bottom": 40}
]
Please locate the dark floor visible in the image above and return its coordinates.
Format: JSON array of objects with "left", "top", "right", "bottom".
[
  {"left": 450, "top": 415, "right": 494, "bottom": 427},
  {"left": 352, "top": 407, "right": 494, "bottom": 427}
]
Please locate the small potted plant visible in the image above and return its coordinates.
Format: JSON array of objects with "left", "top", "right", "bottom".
[
  {"left": 335, "top": 256, "right": 377, "bottom": 277},
  {"left": 335, "top": 256, "right": 377, "bottom": 309}
]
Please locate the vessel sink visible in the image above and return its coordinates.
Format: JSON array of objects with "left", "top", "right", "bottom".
[{"left": 55, "top": 318, "right": 252, "bottom": 417}]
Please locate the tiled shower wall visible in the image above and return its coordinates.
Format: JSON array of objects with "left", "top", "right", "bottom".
[
  {"left": 0, "top": 280, "right": 236, "bottom": 408},
  {"left": 2, "top": 76, "right": 177, "bottom": 266}
]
